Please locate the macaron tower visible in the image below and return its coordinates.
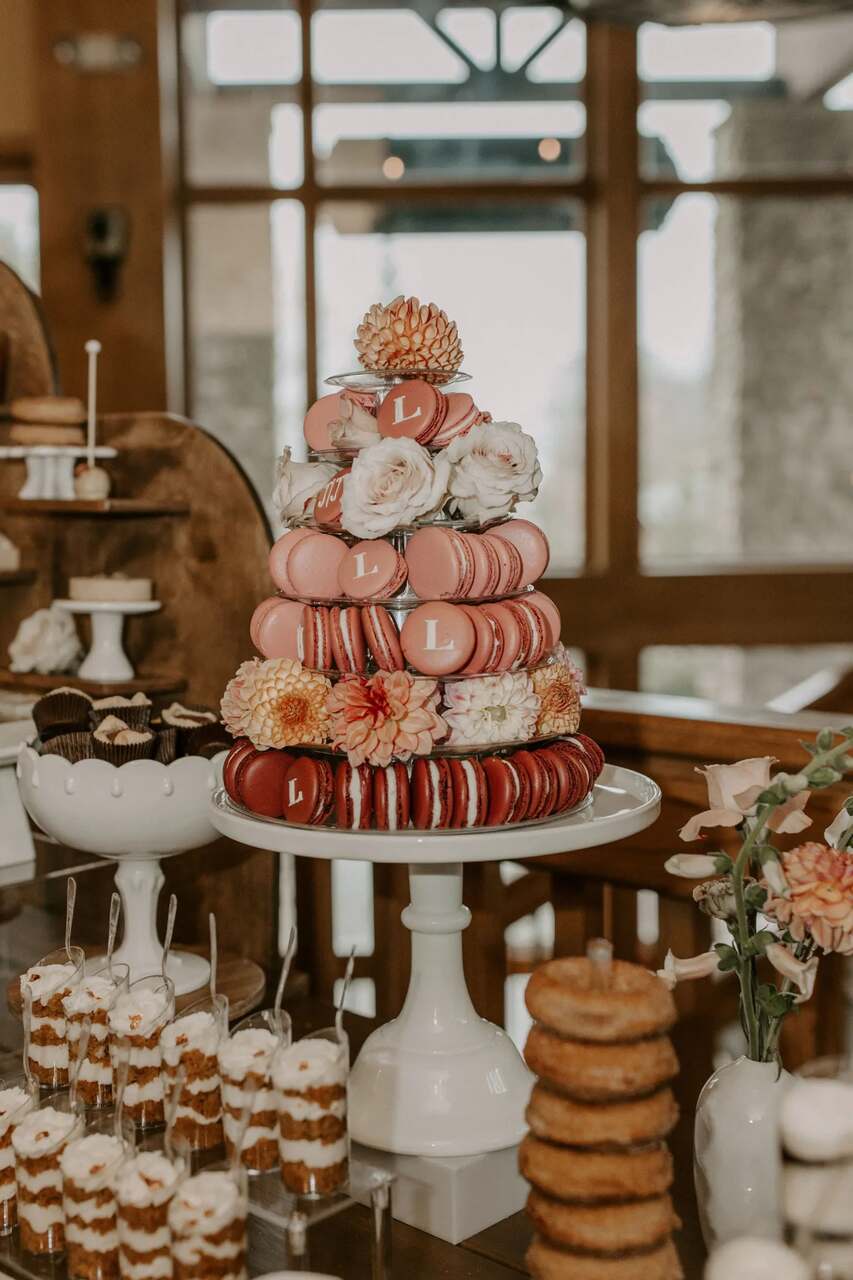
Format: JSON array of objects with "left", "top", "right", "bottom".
[{"left": 221, "top": 297, "right": 605, "bottom": 833}]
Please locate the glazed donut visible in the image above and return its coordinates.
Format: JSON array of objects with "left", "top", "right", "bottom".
[
  {"left": 525, "top": 958, "right": 676, "bottom": 1043},
  {"left": 527, "top": 1189, "right": 679, "bottom": 1254},
  {"left": 519, "top": 1135, "right": 673, "bottom": 1203},
  {"left": 526, "top": 1083, "right": 679, "bottom": 1148},
  {"left": 10, "top": 395, "right": 87, "bottom": 426},
  {"left": 9, "top": 423, "right": 86, "bottom": 446},
  {"left": 526, "top": 1235, "right": 683, "bottom": 1280},
  {"left": 524, "top": 1025, "right": 678, "bottom": 1101}
]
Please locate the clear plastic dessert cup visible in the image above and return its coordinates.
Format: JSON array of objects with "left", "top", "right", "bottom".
[
  {"left": 22, "top": 944, "right": 86, "bottom": 1091},
  {"left": 61, "top": 1122, "right": 132, "bottom": 1280},
  {"left": 221, "top": 1008, "right": 292, "bottom": 1173},
  {"left": 108, "top": 975, "right": 175, "bottom": 1132},
  {"left": 12, "top": 1094, "right": 84, "bottom": 1255},
  {"left": 161, "top": 992, "right": 228, "bottom": 1156},
  {"left": 273, "top": 1027, "right": 349, "bottom": 1197},
  {"left": 65, "top": 963, "right": 130, "bottom": 1111},
  {"left": 0, "top": 1081, "right": 37, "bottom": 1235},
  {"left": 116, "top": 1148, "right": 185, "bottom": 1280},
  {"left": 169, "top": 1164, "right": 248, "bottom": 1280}
]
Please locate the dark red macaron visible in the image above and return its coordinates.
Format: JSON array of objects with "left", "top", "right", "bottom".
[
  {"left": 330, "top": 606, "right": 368, "bottom": 674},
  {"left": 373, "top": 762, "right": 410, "bottom": 831},
  {"left": 512, "top": 750, "right": 546, "bottom": 821},
  {"left": 538, "top": 746, "right": 572, "bottom": 814},
  {"left": 334, "top": 759, "right": 373, "bottom": 830},
  {"left": 282, "top": 756, "right": 334, "bottom": 825},
  {"left": 362, "top": 604, "right": 404, "bottom": 672},
  {"left": 301, "top": 605, "right": 333, "bottom": 670},
  {"left": 459, "top": 604, "right": 495, "bottom": 676},
  {"left": 550, "top": 741, "right": 592, "bottom": 808},
  {"left": 482, "top": 755, "right": 523, "bottom": 826},
  {"left": 448, "top": 757, "right": 488, "bottom": 829},
  {"left": 223, "top": 739, "right": 255, "bottom": 803},
  {"left": 536, "top": 748, "right": 561, "bottom": 818},
  {"left": 411, "top": 757, "right": 454, "bottom": 830},
  {"left": 236, "top": 748, "right": 295, "bottom": 818},
  {"left": 570, "top": 733, "right": 606, "bottom": 780}
]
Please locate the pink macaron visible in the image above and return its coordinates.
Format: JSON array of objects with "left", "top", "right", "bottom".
[
  {"left": 301, "top": 604, "right": 333, "bottom": 669},
  {"left": 458, "top": 604, "right": 495, "bottom": 675},
  {"left": 527, "top": 591, "right": 562, "bottom": 648},
  {"left": 377, "top": 380, "right": 447, "bottom": 444},
  {"left": 506, "top": 598, "right": 550, "bottom": 666},
  {"left": 303, "top": 393, "right": 345, "bottom": 451},
  {"left": 430, "top": 393, "right": 485, "bottom": 448},
  {"left": 255, "top": 598, "right": 306, "bottom": 661},
  {"left": 268, "top": 527, "right": 314, "bottom": 593},
  {"left": 313, "top": 469, "right": 350, "bottom": 528},
  {"left": 400, "top": 602, "right": 475, "bottom": 676},
  {"left": 482, "top": 533, "right": 523, "bottom": 593},
  {"left": 286, "top": 531, "right": 349, "bottom": 599},
  {"left": 492, "top": 519, "right": 550, "bottom": 586},
  {"left": 338, "top": 539, "right": 407, "bottom": 601},
  {"left": 481, "top": 602, "right": 523, "bottom": 672},
  {"left": 405, "top": 527, "right": 474, "bottom": 600},
  {"left": 330, "top": 606, "right": 368, "bottom": 674},
  {"left": 362, "top": 604, "right": 404, "bottom": 672},
  {"left": 462, "top": 532, "right": 500, "bottom": 598},
  {"left": 250, "top": 596, "right": 281, "bottom": 651}
]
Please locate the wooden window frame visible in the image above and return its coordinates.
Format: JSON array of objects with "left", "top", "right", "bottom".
[{"left": 180, "top": 7, "right": 853, "bottom": 691}]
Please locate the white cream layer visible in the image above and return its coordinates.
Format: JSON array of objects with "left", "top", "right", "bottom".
[
  {"left": 280, "top": 1094, "right": 346, "bottom": 1123},
  {"left": 119, "top": 1254, "right": 172, "bottom": 1279},
  {"left": 118, "top": 1222, "right": 171, "bottom": 1253},
  {"left": 18, "top": 1201, "right": 64, "bottom": 1233},
  {"left": 27, "top": 1042, "right": 69, "bottom": 1069},
  {"left": 65, "top": 1221, "right": 118, "bottom": 1252},
  {"left": 279, "top": 1137, "right": 348, "bottom": 1168},
  {"left": 272, "top": 1038, "right": 347, "bottom": 1091}
]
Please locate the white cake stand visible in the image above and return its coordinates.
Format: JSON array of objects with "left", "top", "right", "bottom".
[
  {"left": 0, "top": 445, "right": 117, "bottom": 500},
  {"left": 17, "top": 745, "right": 228, "bottom": 993},
  {"left": 53, "top": 599, "right": 161, "bottom": 683},
  {"left": 210, "top": 763, "right": 661, "bottom": 1158}
]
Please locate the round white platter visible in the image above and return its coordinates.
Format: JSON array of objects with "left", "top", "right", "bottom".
[
  {"left": 210, "top": 764, "right": 661, "bottom": 1158},
  {"left": 53, "top": 599, "right": 161, "bottom": 683}
]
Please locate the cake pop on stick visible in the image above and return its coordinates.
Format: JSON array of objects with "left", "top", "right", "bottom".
[{"left": 74, "top": 339, "right": 111, "bottom": 500}]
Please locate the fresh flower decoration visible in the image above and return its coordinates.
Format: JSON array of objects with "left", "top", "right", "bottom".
[
  {"left": 220, "top": 658, "right": 331, "bottom": 749},
  {"left": 664, "top": 730, "right": 853, "bottom": 1063},
  {"left": 8, "top": 606, "right": 82, "bottom": 675},
  {"left": 443, "top": 421, "right": 541, "bottom": 523},
  {"left": 355, "top": 296, "right": 463, "bottom": 375},
  {"left": 443, "top": 672, "right": 539, "bottom": 746},
  {"left": 341, "top": 437, "right": 449, "bottom": 539},
  {"left": 326, "top": 670, "right": 447, "bottom": 767},
  {"left": 328, "top": 396, "right": 380, "bottom": 449},
  {"left": 531, "top": 647, "right": 584, "bottom": 737},
  {"left": 273, "top": 448, "right": 338, "bottom": 524}
]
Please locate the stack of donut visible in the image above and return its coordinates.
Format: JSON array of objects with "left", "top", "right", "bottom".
[{"left": 520, "top": 953, "right": 683, "bottom": 1280}]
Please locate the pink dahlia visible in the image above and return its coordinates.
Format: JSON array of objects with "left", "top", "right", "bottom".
[
  {"left": 326, "top": 670, "right": 447, "bottom": 767},
  {"left": 763, "top": 842, "right": 853, "bottom": 956}
]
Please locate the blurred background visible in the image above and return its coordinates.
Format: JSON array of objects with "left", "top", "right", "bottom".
[{"left": 1, "top": 0, "right": 852, "bottom": 709}]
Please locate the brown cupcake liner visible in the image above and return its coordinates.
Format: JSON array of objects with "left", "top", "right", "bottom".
[
  {"left": 92, "top": 734, "right": 156, "bottom": 765},
  {"left": 33, "top": 690, "right": 92, "bottom": 737},
  {"left": 41, "top": 731, "right": 96, "bottom": 764},
  {"left": 154, "top": 727, "right": 178, "bottom": 765},
  {"left": 182, "top": 723, "right": 232, "bottom": 759},
  {"left": 90, "top": 704, "right": 153, "bottom": 732}
]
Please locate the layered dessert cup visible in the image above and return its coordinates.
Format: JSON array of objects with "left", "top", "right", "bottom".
[
  {"left": 60, "top": 1131, "right": 127, "bottom": 1280},
  {"left": 12, "top": 1102, "right": 83, "bottom": 1254},
  {"left": 21, "top": 945, "right": 86, "bottom": 1089},
  {"left": 64, "top": 965, "right": 130, "bottom": 1109},
  {"left": 0, "top": 1085, "right": 36, "bottom": 1234},
  {"left": 168, "top": 1168, "right": 248, "bottom": 1280},
  {"left": 108, "top": 976, "right": 175, "bottom": 1130},
  {"left": 116, "top": 1150, "right": 184, "bottom": 1280},
  {"left": 273, "top": 1028, "right": 349, "bottom": 1196},
  {"left": 160, "top": 995, "right": 227, "bottom": 1154},
  {"left": 219, "top": 1009, "right": 290, "bottom": 1173}
]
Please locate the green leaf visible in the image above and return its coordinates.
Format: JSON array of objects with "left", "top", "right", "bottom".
[
  {"left": 757, "top": 787, "right": 784, "bottom": 806},
  {"left": 799, "top": 740, "right": 819, "bottom": 756},
  {"left": 714, "top": 943, "right": 739, "bottom": 973},
  {"left": 840, "top": 726, "right": 853, "bottom": 739},
  {"left": 756, "top": 844, "right": 780, "bottom": 865},
  {"left": 750, "top": 930, "right": 775, "bottom": 954},
  {"left": 744, "top": 884, "right": 768, "bottom": 912},
  {"left": 817, "top": 728, "right": 835, "bottom": 751},
  {"left": 810, "top": 767, "right": 841, "bottom": 788},
  {"left": 713, "top": 854, "right": 734, "bottom": 875},
  {"left": 757, "top": 985, "right": 792, "bottom": 1018},
  {"left": 845, "top": 796, "right": 853, "bottom": 815}
]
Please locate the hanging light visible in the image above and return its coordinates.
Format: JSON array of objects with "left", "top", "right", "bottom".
[{"left": 569, "top": 0, "right": 853, "bottom": 22}]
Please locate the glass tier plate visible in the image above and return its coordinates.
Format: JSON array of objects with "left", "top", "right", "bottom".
[
  {"left": 324, "top": 368, "right": 471, "bottom": 391},
  {"left": 295, "top": 654, "right": 555, "bottom": 682},
  {"left": 275, "top": 584, "right": 537, "bottom": 610},
  {"left": 264, "top": 729, "right": 577, "bottom": 758},
  {"left": 286, "top": 511, "right": 511, "bottom": 538}
]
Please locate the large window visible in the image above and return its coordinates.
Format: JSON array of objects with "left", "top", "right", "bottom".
[{"left": 180, "top": 4, "right": 853, "bottom": 706}]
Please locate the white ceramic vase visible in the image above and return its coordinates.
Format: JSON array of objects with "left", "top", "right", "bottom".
[{"left": 695, "top": 1055, "right": 793, "bottom": 1249}]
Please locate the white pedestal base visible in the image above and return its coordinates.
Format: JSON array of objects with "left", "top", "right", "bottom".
[
  {"left": 349, "top": 863, "right": 532, "bottom": 1157},
  {"left": 351, "top": 1141, "right": 527, "bottom": 1244},
  {"left": 111, "top": 857, "right": 210, "bottom": 994},
  {"left": 0, "top": 445, "right": 117, "bottom": 500},
  {"left": 53, "top": 600, "right": 161, "bottom": 684}
]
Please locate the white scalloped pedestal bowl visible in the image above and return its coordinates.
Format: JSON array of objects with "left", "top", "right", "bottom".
[{"left": 16, "top": 745, "right": 225, "bottom": 993}]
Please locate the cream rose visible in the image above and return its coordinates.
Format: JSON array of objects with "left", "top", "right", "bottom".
[
  {"left": 341, "top": 437, "right": 449, "bottom": 538},
  {"left": 443, "top": 421, "right": 542, "bottom": 523},
  {"left": 9, "top": 607, "right": 81, "bottom": 675},
  {"left": 273, "top": 448, "right": 338, "bottom": 524},
  {"left": 328, "top": 397, "right": 380, "bottom": 449}
]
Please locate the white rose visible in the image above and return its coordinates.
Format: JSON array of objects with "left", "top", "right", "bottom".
[
  {"left": 9, "top": 607, "right": 81, "bottom": 675},
  {"left": 328, "top": 397, "right": 380, "bottom": 448},
  {"left": 341, "top": 437, "right": 450, "bottom": 538},
  {"left": 443, "top": 421, "right": 541, "bottom": 523},
  {"left": 273, "top": 447, "right": 338, "bottom": 523}
]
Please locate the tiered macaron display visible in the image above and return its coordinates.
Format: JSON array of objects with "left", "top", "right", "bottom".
[
  {"left": 29, "top": 688, "right": 231, "bottom": 766},
  {"left": 520, "top": 949, "right": 683, "bottom": 1280},
  {"left": 220, "top": 296, "right": 605, "bottom": 833}
]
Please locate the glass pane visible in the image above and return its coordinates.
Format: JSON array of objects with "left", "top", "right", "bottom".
[
  {"left": 639, "top": 193, "right": 853, "bottom": 567},
  {"left": 315, "top": 200, "right": 585, "bottom": 573},
  {"left": 187, "top": 201, "right": 306, "bottom": 509},
  {"left": 312, "top": 2, "right": 585, "bottom": 185},
  {"left": 0, "top": 185, "right": 39, "bottom": 290},
  {"left": 639, "top": 16, "right": 853, "bottom": 179},
  {"left": 641, "top": 645, "right": 853, "bottom": 708},
  {"left": 181, "top": 10, "right": 303, "bottom": 187}
]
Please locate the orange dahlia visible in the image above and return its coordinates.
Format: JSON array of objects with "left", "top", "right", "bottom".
[
  {"left": 763, "top": 841, "right": 853, "bottom": 956},
  {"left": 326, "top": 670, "right": 447, "bottom": 767},
  {"left": 532, "top": 649, "right": 584, "bottom": 737},
  {"left": 220, "top": 657, "right": 330, "bottom": 750},
  {"left": 354, "top": 296, "right": 463, "bottom": 376}
]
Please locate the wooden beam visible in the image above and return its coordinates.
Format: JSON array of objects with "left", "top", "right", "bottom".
[{"left": 643, "top": 176, "right": 853, "bottom": 199}]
